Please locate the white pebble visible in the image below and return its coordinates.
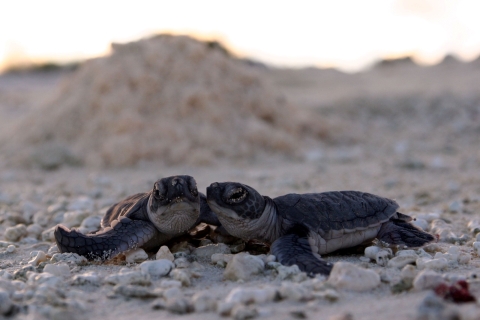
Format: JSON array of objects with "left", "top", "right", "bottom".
[
  {"left": 71, "top": 272, "right": 101, "bottom": 286},
  {"left": 468, "top": 220, "right": 480, "bottom": 234},
  {"left": 223, "top": 253, "right": 265, "bottom": 281},
  {"left": 6, "top": 245, "right": 15, "bottom": 253},
  {"left": 41, "top": 226, "right": 56, "bottom": 242},
  {"left": 400, "top": 264, "right": 417, "bottom": 281},
  {"left": 211, "top": 253, "right": 233, "bottom": 265},
  {"left": 78, "top": 215, "right": 102, "bottom": 233},
  {"left": 279, "top": 283, "right": 312, "bottom": 301},
  {"left": 174, "top": 257, "right": 191, "bottom": 269},
  {"left": 275, "top": 264, "right": 306, "bottom": 281},
  {"left": 105, "top": 269, "right": 151, "bottom": 286},
  {"left": 413, "top": 269, "right": 445, "bottom": 291},
  {"left": 44, "top": 263, "right": 71, "bottom": 277},
  {"left": 423, "top": 258, "right": 448, "bottom": 270},
  {"left": 139, "top": 259, "right": 174, "bottom": 278},
  {"left": 50, "top": 252, "right": 87, "bottom": 265},
  {"left": 473, "top": 242, "right": 480, "bottom": 255},
  {"left": 27, "top": 273, "right": 62, "bottom": 287},
  {"left": 192, "top": 291, "right": 217, "bottom": 312},
  {"left": 458, "top": 253, "right": 471, "bottom": 264},
  {"left": 125, "top": 248, "right": 148, "bottom": 263},
  {"left": 4, "top": 224, "right": 28, "bottom": 242},
  {"left": 416, "top": 257, "right": 432, "bottom": 270},
  {"left": 193, "top": 243, "right": 231, "bottom": 260},
  {"left": 387, "top": 254, "right": 417, "bottom": 269},
  {"left": 61, "top": 211, "right": 91, "bottom": 228},
  {"left": 364, "top": 246, "right": 381, "bottom": 260},
  {"left": 448, "top": 200, "right": 463, "bottom": 213},
  {"left": 415, "top": 213, "right": 440, "bottom": 222},
  {"left": 375, "top": 249, "right": 392, "bottom": 266},
  {"left": 163, "top": 287, "right": 182, "bottom": 300},
  {"left": 327, "top": 262, "right": 380, "bottom": 291},
  {"left": 226, "top": 287, "right": 277, "bottom": 304},
  {"left": 160, "top": 279, "right": 182, "bottom": 288},
  {"left": 67, "top": 196, "right": 94, "bottom": 212},
  {"left": 156, "top": 246, "right": 174, "bottom": 261},
  {"left": 29, "top": 251, "right": 47, "bottom": 265},
  {"left": 26, "top": 224, "right": 44, "bottom": 239},
  {"left": 231, "top": 304, "right": 258, "bottom": 320},
  {"left": 47, "top": 245, "right": 59, "bottom": 255},
  {"left": 412, "top": 218, "right": 429, "bottom": 231},
  {"left": 0, "top": 289, "right": 12, "bottom": 315},
  {"left": 476, "top": 233, "right": 480, "bottom": 241},
  {"left": 170, "top": 269, "right": 190, "bottom": 287}
]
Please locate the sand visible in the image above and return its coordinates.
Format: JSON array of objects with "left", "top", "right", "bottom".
[{"left": 0, "top": 36, "right": 480, "bottom": 319}]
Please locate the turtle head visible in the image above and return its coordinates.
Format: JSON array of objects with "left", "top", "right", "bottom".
[
  {"left": 147, "top": 175, "right": 200, "bottom": 234},
  {"left": 207, "top": 181, "right": 272, "bottom": 240}
]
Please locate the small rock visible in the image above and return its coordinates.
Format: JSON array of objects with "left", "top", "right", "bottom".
[
  {"left": 27, "top": 224, "right": 44, "bottom": 239},
  {"left": 327, "top": 262, "right": 380, "bottom": 291},
  {"left": 412, "top": 218, "right": 429, "bottom": 231},
  {"left": 67, "top": 196, "right": 94, "bottom": 212},
  {"left": 27, "top": 273, "right": 62, "bottom": 287},
  {"left": 413, "top": 269, "right": 445, "bottom": 291},
  {"left": 212, "top": 253, "right": 234, "bottom": 266},
  {"left": 457, "top": 253, "right": 471, "bottom": 265},
  {"left": 61, "top": 211, "right": 91, "bottom": 228},
  {"left": 41, "top": 226, "right": 57, "bottom": 242},
  {"left": 275, "top": 264, "right": 306, "bottom": 281},
  {"left": 473, "top": 242, "right": 480, "bottom": 255},
  {"left": 6, "top": 245, "right": 15, "bottom": 253},
  {"left": 166, "top": 297, "right": 192, "bottom": 314},
  {"left": 170, "top": 269, "right": 190, "bottom": 287},
  {"left": 279, "top": 283, "right": 312, "bottom": 301},
  {"left": 4, "top": 224, "right": 28, "bottom": 242},
  {"left": 400, "top": 264, "right": 417, "bottom": 282},
  {"left": 174, "top": 257, "right": 191, "bottom": 269},
  {"left": 231, "top": 304, "right": 258, "bottom": 320},
  {"left": 159, "top": 279, "right": 182, "bottom": 288},
  {"left": 163, "top": 287, "right": 182, "bottom": 300},
  {"left": 71, "top": 272, "right": 101, "bottom": 286},
  {"left": 104, "top": 269, "right": 151, "bottom": 286},
  {"left": 78, "top": 215, "right": 102, "bottom": 234},
  {"left": 313, "top": 288, "right": 340, "bottom": 302},
  {"left": 424, "top": 258, "right": 449, "bottom": 271},
  {"left": 29, "top": 251, "right": 47, "bottom": 265},
  {"left": 448, "top": 200, "right": 462, "bottom": 213},
  {"left": 225, "top": 287, "right": 277, "bottom": 304},
  {"left": 139, "top": 259, "right": 174, "bottom": 278},
  {"left": 125, "top": 248, "right": 148, "bottom": 263},
  {"left": 224, "top": 253, "right": 265, "bottom": 281},
  {"left": 114, "top": 284, "right": 159, "bottom": 298},
  {"left": 48, "top": 244, "right": 59, "bottom": 255},
  {"left": 44, "top": 263, "right": 71, "bottom": 277},
  {"left": 151, "top": 298, "right": 167, "bottom": 310},
  {"left": 156, "top": 246, "right": 174, "bottom": 261},
  {"left": 50, "top": 252, "right": 87, "bottom": 265},
  {"left": 468, "top": 220, "right": 480, "bottom": 234},
  {"left": 193, "top": 243, "right": 231, "bottom": 260},
  {"left": 0, "top": 289, "right": 12, "bottom": 315},
  {"left": 192, "top": 291, "right": 217, "bottom": 312},
  {"left": 364, "top": 246, "right": 381, "bottom": 260},
  {"left": 375, "top": 249, "right": 392, "bottom": 266},
  {"left": 387, "top": 254, "right": 417, "bottom": 269}
]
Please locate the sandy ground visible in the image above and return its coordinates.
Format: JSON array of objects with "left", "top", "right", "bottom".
[{"left": 1, "top": 57, "right": 480, "bottom": 320}]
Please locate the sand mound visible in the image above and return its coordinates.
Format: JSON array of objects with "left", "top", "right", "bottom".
[{"left": 0, "top": 35, "right": 326, "bottom": 168}]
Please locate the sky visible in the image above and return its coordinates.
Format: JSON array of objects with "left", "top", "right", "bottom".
[{"left": 1, "top": 0, "right": 480, "bottom": 72}]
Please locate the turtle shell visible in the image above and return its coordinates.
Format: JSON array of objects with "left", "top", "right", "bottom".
[{"left": 273, "top": 190, "right": 399, "bottom": 233}]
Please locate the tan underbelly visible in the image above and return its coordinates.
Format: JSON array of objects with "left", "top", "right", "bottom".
[{"left": 308, "top": 225, "right": 382, "bottom": 255}]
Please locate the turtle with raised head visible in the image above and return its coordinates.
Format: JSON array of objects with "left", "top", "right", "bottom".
[
  {"left": 54, "top": 175, "right": 221, "bottom": 260},
  {"left": 206, "top": 182, "right": 435, "bottom": 275}
]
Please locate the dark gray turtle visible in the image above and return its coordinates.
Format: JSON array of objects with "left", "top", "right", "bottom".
[
  {"left": 206, "top": 182, "right": 435, "bottom": 275},
  {"left": 54, "top": 175, "right": 221, "bottom": 260}
]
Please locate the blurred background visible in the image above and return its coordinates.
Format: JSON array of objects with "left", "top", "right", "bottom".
[{"left": 0, "top": 0, "right": 479, "bottom": 172}]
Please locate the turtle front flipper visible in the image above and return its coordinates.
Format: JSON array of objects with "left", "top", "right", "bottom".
[
  {"left": 377, "top": 218, "right": 435, "bottom": 247},
  {"left": 271, "top": 232, "right": 333, "bottom": 276},
  {"left": 54, "top": 217, "right": 158, "bottom": 260}
]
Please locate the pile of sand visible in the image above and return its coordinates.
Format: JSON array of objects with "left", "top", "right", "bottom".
[{"left": 0, "top": 35, "right": 326, "bottom": 168}]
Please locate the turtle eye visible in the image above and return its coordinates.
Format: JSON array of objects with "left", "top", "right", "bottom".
[{"left": 227, "top": 187, "right": 248, "bottom": 204}]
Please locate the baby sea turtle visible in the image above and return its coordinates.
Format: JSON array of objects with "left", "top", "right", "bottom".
[
  {"left": 206, "top": 182, "right": 435, "bottom": 275},
  {"left": 55, "top": 175, "right": 220, "bottom": 260}
]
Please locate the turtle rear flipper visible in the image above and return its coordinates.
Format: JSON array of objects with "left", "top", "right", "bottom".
[
  {"left": 377, "top": 219, "right": 435, "bottom": 247},
  {"left": 271, "top": 233, "right": 333, "bottom": 276},
  {"left": 54, "top": 217, "right": 158, "bottom": 260}
]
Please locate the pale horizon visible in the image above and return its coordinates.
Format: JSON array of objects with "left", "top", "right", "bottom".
[{"left": 1, "top": 0, "right": 480, "bottom": 73}]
